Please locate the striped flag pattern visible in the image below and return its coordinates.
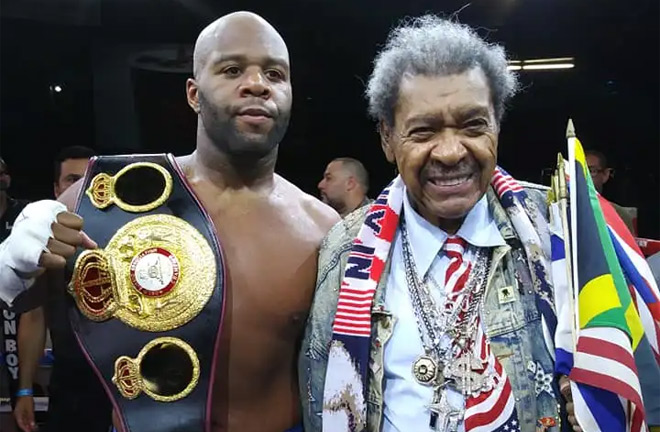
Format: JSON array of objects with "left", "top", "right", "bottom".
[
  {"left": 331, "top": 180, "right": 402, "bottom": 338},
  {"left": 549, "top": 202, "right": 574, "bottom": 376},
  {"left": 599, "top": 195, "right": 660, "bottom": 364},
  {"left": 567, "top": 136, "right": 647, "bottom": 432},
  {"left": 464, "top": 320, "right": 520, "bottom": 432},
  {"left": 443, "top": 237, "right": 520, "bottom": 432},
  {"left": 444, "top": 237, "right": 471, "bottom": 294},
  {"left": 323, "top": 177, "right": 404, "bottom": 432}
]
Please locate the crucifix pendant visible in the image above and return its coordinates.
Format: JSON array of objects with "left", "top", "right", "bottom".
[{"left": 428, "top": 390, "right": 463, "bottom": 432}]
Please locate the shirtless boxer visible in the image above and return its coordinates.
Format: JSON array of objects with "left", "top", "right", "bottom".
[{"left": 2, "top": 11, "right": 339, "bottom": 432}]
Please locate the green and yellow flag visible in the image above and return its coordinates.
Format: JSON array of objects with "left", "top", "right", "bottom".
[{"left": 571, "top": 134, "right": 644, "bottom": 348}]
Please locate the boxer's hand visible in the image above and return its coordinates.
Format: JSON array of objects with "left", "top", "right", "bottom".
[
  {"left": 559, "top": 375, "right": 583, "bottom": 432},
  {"left": 0, "top": 200, "right": 98, "bottom": 305},
  {"left": 7, "top": 200, "right": 97, "bottom": 276},
  {"left": 38, "top": 211, "right": 97, "bottom": 269}
]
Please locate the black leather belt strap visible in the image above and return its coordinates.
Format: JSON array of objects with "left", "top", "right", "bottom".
[{"left": 66, "top": 154, "right": 224, "bottom": 432}]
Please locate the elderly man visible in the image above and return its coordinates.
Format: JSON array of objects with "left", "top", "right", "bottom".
[
  {"left": 318, "top": 157, "right": 372, "bottom": 217},
  {"left": 300, "top": 16, "right": 570, "bottom": 432}
]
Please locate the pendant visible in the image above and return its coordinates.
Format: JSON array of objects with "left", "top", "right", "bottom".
[
  {"left": 412, "top": 355, "right": 441, "bottom": 386},
  {"left": 444, "top": 353, "right": 489, "bottom": 396},
  {"left": 429, "top": 390, "right": 463, "bottom": 432}
]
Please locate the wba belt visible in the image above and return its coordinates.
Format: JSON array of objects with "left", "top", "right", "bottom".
[{"left": 66, "top": 154, "right": 225, "bottom": 432}]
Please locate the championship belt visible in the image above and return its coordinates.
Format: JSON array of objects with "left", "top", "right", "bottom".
[{"left": 66, "top": 155, "right": 225, "bottom": 432}]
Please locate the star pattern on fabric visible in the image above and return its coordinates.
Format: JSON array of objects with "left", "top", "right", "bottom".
[
  {"left": 527, "top": 360, "right": 555, "bottom": 397},
  {"left": 499, "top": 417, "right": 520, "bottom": 432}
]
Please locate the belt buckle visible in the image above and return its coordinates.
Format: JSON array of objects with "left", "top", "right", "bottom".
[{"left": 70, "top": 214, "right": 216, "bottom": 332}]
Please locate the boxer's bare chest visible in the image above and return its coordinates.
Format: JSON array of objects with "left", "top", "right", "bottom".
[{"left": 190, "top": 178, "right": 324, "bottom": 371}]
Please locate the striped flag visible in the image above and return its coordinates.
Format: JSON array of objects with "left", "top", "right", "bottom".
[
  {"left": 567, "top": 132, "right": 647, "bottom": 432},
  {"left": 464, "top": 321, "right": 519, "bottom": 432},
  {"left": 549, "top": 201, "right": 574, "bottom": 376},
  {"left": 599, "top": 195, "right": 660, "bottom": 364}
]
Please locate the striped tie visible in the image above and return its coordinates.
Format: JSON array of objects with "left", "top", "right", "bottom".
[
  {"left": 443, "top": 236, "right": 471, "bottom": 300},
  {"left": 441, "top": 238, "right": 522, "bottom": 431}
]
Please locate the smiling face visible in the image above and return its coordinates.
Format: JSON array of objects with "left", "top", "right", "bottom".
[{"left": 380, "top": 67, "right": 498, "bottom": 232}]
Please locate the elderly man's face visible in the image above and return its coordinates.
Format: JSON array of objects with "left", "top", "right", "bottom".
[{"left": 381, "top": 67, "right": 498, "bottom": 230}]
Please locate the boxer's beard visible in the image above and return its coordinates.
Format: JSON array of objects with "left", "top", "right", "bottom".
[
  {"left": 0, "top": 179, "right": 9, "bottom": 191},
  {"left": 198, "top": 92, "right": 290, "bottom": 160}
]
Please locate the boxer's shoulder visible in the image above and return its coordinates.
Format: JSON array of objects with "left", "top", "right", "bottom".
[{"left": 276, "top": 175, "right": 340, "bottom": 233}]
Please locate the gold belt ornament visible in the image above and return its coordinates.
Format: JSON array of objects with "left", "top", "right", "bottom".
[
  {"left": 86, "top": 162, "right": 173, "bottom": 213},
  {"left": 112, "top": 337, "right": 200, "bottom": 402},
  {"left": 70, "top": 214, "right": 216, "bottom": 332}
]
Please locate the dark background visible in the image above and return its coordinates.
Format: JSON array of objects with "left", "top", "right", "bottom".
[{"left": 1, "top": 0, "right": 658, "bottom": 237}]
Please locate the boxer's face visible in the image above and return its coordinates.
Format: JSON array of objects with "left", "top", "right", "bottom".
[{"left": 188, "top": 19, "right": 292, "bottom": 158}]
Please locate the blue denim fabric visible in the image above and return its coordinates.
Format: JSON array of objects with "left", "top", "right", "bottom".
[{"left": 299, "top": 185, "right": 562, "bottom": 432}]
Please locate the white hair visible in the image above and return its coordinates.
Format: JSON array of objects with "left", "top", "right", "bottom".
[{"left": 366, "top": 15, "right": 519, "bottom": 125}]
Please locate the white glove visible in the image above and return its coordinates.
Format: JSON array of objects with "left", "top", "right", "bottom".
[{"left": 0, "top": 200, "right": 67, "bottom": 305}]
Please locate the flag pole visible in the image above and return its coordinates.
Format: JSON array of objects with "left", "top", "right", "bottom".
[
  {"left": 555, "top": 151, "right": 577, "bottom": 351},
  {"left": 565, "top": 119, "right": 581, "bottom": 348}
]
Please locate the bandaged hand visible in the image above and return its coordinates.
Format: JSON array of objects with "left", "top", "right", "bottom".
[
  {"left": 39, "top": 210, "right": 97, "bottom": 269},
  {"left": 0, "top": 200, "right": 97, "bottom": 305}
]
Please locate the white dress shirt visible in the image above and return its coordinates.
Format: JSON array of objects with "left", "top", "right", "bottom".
[{"left": 382, "top": 190, "right": 505, "bottom": 432}]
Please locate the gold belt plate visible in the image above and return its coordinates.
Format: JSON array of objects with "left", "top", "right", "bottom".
[{"left": 70, "top": 214, "right": 217, "bottom": 332}]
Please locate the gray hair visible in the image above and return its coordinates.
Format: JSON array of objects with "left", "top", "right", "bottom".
[
  {"left": 333, "top": 157, "right": 370, "bottom": 192},
  {"left": 366, "top": 15, "right": 519, "bottom": 125}
]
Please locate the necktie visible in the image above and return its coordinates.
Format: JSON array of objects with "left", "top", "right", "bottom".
[
  {"left": 443, "top": 236, "right": 471, "bottom": 301},
  {"left": 442, "top": 238, "right": 521, "bottom": 432}
]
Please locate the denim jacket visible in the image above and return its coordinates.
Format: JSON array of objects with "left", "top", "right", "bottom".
[{"left": 299, "top": 184, "right": 562, "bottom": 432}]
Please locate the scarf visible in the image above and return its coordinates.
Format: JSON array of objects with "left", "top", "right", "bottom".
[{"left": 322, "top": 167, "right": 556, "bottom": 431}]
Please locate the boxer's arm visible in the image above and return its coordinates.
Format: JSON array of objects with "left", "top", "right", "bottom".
[
  {"left": 0, "top": 179, "right": 92, "bottom": 308},
  {"left": 17, "top": 306, "right": 46, "bottom": 390}
]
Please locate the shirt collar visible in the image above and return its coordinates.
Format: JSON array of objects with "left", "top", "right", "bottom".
[{"left": 401, "top": 189, "right": 506, "bottom": 278}]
